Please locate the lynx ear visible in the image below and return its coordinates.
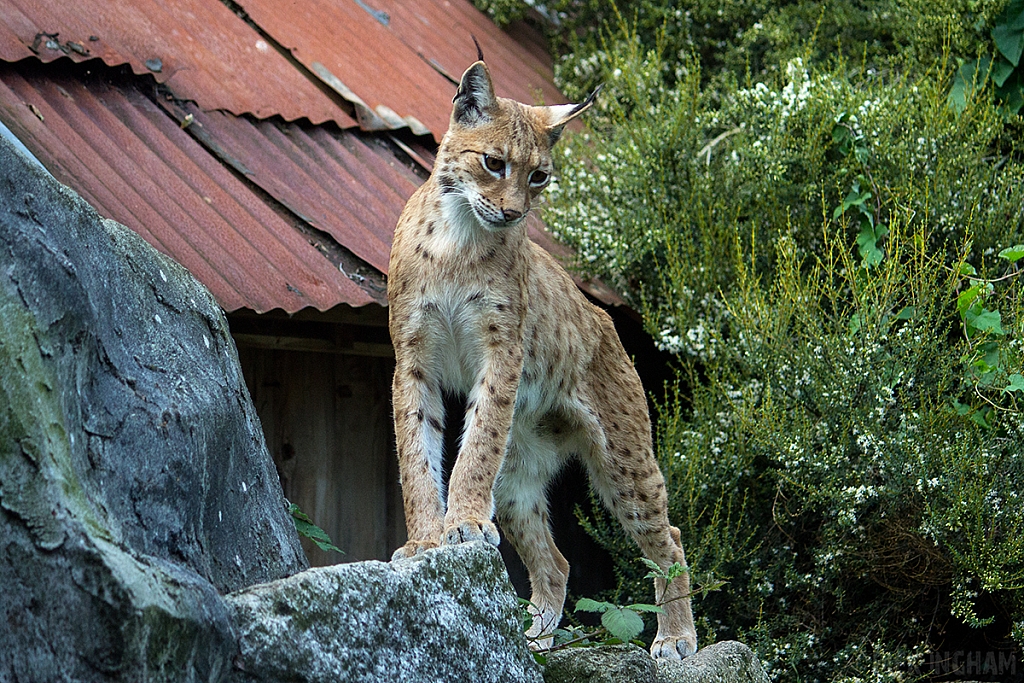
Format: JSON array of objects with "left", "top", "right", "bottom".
[
  {"left": 452, "top": 61, "right": 496, "bottom": 126},
  {"left": 542, "top": 84, "right": 602, "bottom": 145}
]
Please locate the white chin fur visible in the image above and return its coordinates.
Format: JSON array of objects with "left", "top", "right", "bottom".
[{"left": 442, "top": 193, "right": 519, "bottom": 236}]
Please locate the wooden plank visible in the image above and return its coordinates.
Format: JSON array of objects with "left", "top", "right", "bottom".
[
  {"left": 237, "top": 344, "right": 404, "bottom": 565},
  {"left": 233, "top": 332, "right": 394, "bottom": 358}
]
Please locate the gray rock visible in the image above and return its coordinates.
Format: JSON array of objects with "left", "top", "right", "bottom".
[
  {"left": 658, "top": 640, "right": 770, "bottom": 683},
  {"left": 226, "top": 541, "right": 544, "bottom": 683},
  {"left": 541, "top": 641, "right": 769, "bottom": 683},
  {"left": 0, "top": 133, "right": 306, "bottom": 681},
  {"left": 543, "top": 643, "right": 658, "bottom": 683}
]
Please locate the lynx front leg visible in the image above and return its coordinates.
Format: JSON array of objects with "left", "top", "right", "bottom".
[
  {"left": 391, "top": 359, "right": 447, "bottom": 560},
  {"left": 442, "top": 321, "right": 524, "bottom": 547}
]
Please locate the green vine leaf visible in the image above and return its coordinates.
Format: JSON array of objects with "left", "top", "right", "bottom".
[
  {"left": 575, "top": 597, "right": 613, "bottom": 614},
  {"left": 992, "top": 0, "right": 1024, "bottom": 67},
  {"left": 965, "top": 307, "right": 1005, "bottom": 336},
  {"left": 1006, "top": 374, "right": 1024, "bottom": 393},
  {"left": 998, "top": 244, "right": 1024, "bottom": 262},
  {"left": 601, "top": 606, "right": 646, "bottom": 642},
  {"left": 288, "top": 503, "right": 344, "bottom": 554}
]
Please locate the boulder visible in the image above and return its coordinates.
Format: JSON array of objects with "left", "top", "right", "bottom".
[
  {"left": 227, "top": 541, "right": 543, "bottom": 683},
  {"left": 658, "top": 640, "right": 770, "bottom": 683},
  {"left": 0, "top": 133, "right": 306, "bottom": 680},
  {"left": 542, "top": 643, "right": 658, "bottom": 683},
  {"left": 542, "top": 641, "right": 769, "bottom": 683}
]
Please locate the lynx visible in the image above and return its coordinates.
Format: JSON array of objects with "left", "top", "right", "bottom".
[{"left": 387, "top": 58, "right": 698, "bottom": 659}]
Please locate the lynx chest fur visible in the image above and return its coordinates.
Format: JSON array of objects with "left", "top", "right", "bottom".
[{"left": 387, "top": 59, "right": 698, "bottom": 660}]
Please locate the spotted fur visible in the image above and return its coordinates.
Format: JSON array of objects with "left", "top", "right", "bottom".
[{"left": 387, "top": 60, "right": 698, "bottom": 659}]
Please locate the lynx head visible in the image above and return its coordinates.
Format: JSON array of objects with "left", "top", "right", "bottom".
[{"left": 434, "top": 61, "right": 598, "bottom": 233}]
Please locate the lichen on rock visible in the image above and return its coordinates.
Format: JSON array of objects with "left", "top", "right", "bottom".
[{"left": 227, "top": 542, "right": 544, "bottom": 683}]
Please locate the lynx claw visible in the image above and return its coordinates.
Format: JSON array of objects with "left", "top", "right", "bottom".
[
  {"left": 391, "top": 539, "right": 438, "bottom": 561},
  {"left": 441, "top": 519, "right": 501, "bottom": 547},
  {"left": 651, "top": 633, "right": 698, "bottom": 660}
]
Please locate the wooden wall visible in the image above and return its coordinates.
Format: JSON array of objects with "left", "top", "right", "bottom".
[{"left": 232, "top": 306, "right": 405, "bottom": 566}]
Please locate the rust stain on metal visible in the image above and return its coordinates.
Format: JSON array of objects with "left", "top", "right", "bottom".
[
  {"left": 0, "top": 0, "right": 356, "bottom": 128},
  {"left": 0, "top": 62, "right": 374, "bottom": 313},
  {"left": 160, "top": 98, "right": 423, "bottom": 275},
  {"left": 234, "top": 0, "right": 565, "bottom": 140}
]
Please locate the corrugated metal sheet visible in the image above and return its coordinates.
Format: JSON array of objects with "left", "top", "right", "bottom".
[
  {"left": 236, "top": 0, "right": 568, "bottom": 138},
  {"left": 158, "top": 99, "right": 422, "bottom": 275},
  {"left": 0, "top": 61, "right": 375, "bottom": 313},
  {"left": 0, "top": 0, "right": 357, "bottom": 128},
  {"left": 0, "top": 2, "right": 622, "bottom": 313}
]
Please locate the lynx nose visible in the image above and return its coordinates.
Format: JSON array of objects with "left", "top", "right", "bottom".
[{"left": 502, "top": 208, "right": 523, "bottom": 222}]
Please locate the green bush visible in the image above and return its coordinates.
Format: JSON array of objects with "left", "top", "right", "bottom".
[{"left": 532, "top": 7, "right": 1024, "bottom": 680}]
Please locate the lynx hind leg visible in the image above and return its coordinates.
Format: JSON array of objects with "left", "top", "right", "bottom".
[
  {"left": 586, "top": 441, "right": 698, "bottom": 659},
  {"left": 494, "top": 436, "right": 570, "bottom": 648},
  {"left": 583, "top": 339, "right": 698, "bottom": 659}
]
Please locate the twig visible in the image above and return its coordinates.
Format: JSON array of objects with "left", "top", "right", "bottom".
[{"left": 697, "top": 127, "right": 742, "bottom": 165}]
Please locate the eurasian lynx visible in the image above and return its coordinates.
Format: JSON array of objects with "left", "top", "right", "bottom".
[{"left": 387, "top": 59, "right": 698, "bottom": 659}]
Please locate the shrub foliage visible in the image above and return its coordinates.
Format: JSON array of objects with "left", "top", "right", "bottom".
[{"left": 481, "top": 0, "right": 1024, "bottom": 679}]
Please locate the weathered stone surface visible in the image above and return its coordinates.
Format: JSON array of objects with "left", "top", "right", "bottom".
[
  {"left": 227, "top": 541, "right": 544, "bottom": 683},
  {"left": 542, "top": 641, "right": 769, "bottom": 683},
  {"left": 543, "top": 643, "right": 658, "bottom": 683},
  {"left": 658, "top": 640, "right": 770, "bottom": 683},
  {"left": 0, "top": 134, "right": 306, "bottom": 681}
]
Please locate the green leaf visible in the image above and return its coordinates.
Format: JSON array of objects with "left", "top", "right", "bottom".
[
  {"left": 575, "top": 598, "right": 612, "bottom": 614},
  {"left": 992, "top": 56, "right": 1016, "bottom": 87},
  {"left": 856, "top": 222, "right": 887, "bottom": 268},
  {"left": 849, "top": 311, "right": 864, "bottom": 335},
  {"left": 959, "top": 262, "right": 978, "bottom": 276},
  {"left": 1006, "top": 374, "right": 1024, "bottom": 392},
  {"left": 957, "top": 284, "right": 982, "bottom": 316},
  {"left": 993, "top": 24, "right": 1024, "bottom": 67},
  {"left": 601, "top": 607, "right": 645, "bottom": 642},
  {"left": 998, "top": 244, "right": 1024, "bottom": 262},
  {"left": 639, "top": 557, "right": 664, "bottom": 576},
  {"left": 949, "top": 58, "right": 991, "bottom": 113},
  {"left": 965, "top": 307, "right": 1005, "bottom": 336},
  {"left": 895, "top": 306, "right": 916, "bottom": 321},
  {"left": 970, "top": 406, "right": 995, "bottom": 430},
  {"left": 625, "top": 603, "right": 665, "bottom": 614},
  {"left": 995, "top": 72, "right": 1024, "bottom": 114},
  {"left": 288, "top": 503, "right": 344, "bottom": 554}
]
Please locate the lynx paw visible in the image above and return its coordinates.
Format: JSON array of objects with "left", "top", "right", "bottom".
[
  {"left": 524, "top": 604, "right": 562, "bottom": 650},
  {"left": 441, "top": 519, "right": 501, "bottom": 547},
  {"left": 651, "top": 633, "right": 698, "bottom": 660},
  {"left": 391, "top": 539, "right": 438, "bottom": 561}
]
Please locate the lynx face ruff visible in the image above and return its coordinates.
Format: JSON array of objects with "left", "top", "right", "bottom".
[{"left": 387, "top": 60, "right": 697, "bottom": 659}]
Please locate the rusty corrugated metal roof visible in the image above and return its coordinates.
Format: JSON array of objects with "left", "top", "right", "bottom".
[
  {"left": 157, "top": 99, "right": 421, "bottom": 276},
  {"left": 234, "top": 0, "right": 567, "bottom": 138},
  {"left": 0, "top": 61, "right": 375, "bottom": 313},
  {"left": 0, "top": 0, "right": 357, "bottom": 128},
  {"left": 0, "top": 1, "right": 623, "bottom": 313}
]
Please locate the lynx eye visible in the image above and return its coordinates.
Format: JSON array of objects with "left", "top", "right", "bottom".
[
  {"left": 529, "top": 169, "right": 550, "bottom": 187},
  {"left": 482, "top": 154, "right": 506, "bottom": 175}
]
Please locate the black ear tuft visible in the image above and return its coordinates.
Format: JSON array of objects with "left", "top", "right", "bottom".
[
  {"left": 472, "top": 35, "right": 484, "bottom": 63},
  {"left": 452, "top": 61, "right": 496, "bottom": 126},
  {"left": 545, "top": 84, "right": 602, "bottom": 145}
]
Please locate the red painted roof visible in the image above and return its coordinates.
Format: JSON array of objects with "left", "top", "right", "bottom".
[
  {"left": 0, "top": 62, "right": 374, "bottom": 313},
  {"left": 0, "top": 0, "right": 356, "bottom": 128},
  {"left": 0, "top": 1, "right": 622, "bottom": 313},
  {"left": 234, "top": 0, "right": 565, "bottom": 137}
]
